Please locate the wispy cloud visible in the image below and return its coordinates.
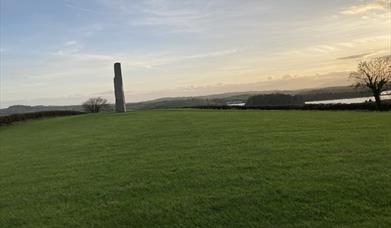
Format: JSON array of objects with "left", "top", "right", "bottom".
[
  {"left": 337, "top": 52, "right": 372, "bottom": 60},
  {"left": 182, "top": 49, "right": 239, "bottom": 60},
  {"left": 310, "top": 45, "right": 337, "bottom": 53},
  {"left": 100, "top": 0, "right": 270, "bottom": 34},
  {"left": 341, "top": 0, "right": 390, "bottom": 15},
  {"left": 66, "top": 3, "right": 95, "bottom": 13},
  {"left": 52, "top": 40, "right": 82, "bottom": 56},
  {"left": 65, "top": 1, "right": 104, "bottom": 14},
  {"left": 65, "top": 40, "right": 78, "bottom": 46},
  {"left": 29, "top": 47, "right": 240, "bottom": 83},
  {"left": 337, "top": 50, "right": 391, "bottom": 60},
  {"left": 127, "top": 1, "right": 216, "bottom": 33},
  {"left": 120, "top": 48, "right": 241, "bottom": 69},
  {"left": 281, "top": 35, "right": 388, "bottom": 57}
]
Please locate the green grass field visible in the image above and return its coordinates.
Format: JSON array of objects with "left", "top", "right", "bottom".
[{"left": 1, "top": 110, "right": 390, "bottom": 227}]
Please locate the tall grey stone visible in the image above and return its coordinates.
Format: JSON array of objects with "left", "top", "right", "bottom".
[{"left": 114, "top": 62, "right": 126, "bottom": 112}]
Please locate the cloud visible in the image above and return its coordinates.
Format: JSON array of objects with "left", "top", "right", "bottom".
[
  {"left": 279, "top": 36, "right": 388, "bottom": 59},
  {"left": 65, "top": 1, "right": 105, "bottom": 14},
  {"left": 341, "top": 0, "right": 390, "bottom": 15},
  {"left": 337, "top": 49, "right": 391, "bottom": 60},
  {"left": 182, "top": 49, "right": 239, "bottom": 60},
  {"left": 99, "top": 0, "right": 270, "bottom": 34},
  {"left": 65, "top": 40, "right": 78, "bottom": 46},
  {"left": 122, "top": 48, "right": 241, "bottom": 68},
  {"left": 310, "top": 45, "right": 337, "bottom": 53},
  {"left": 52, "top": 41, "right": 82, "bottom": 56},
  {"left": 18, "top": 47, "right": 240, "bottom": 84},
  {"left": 128, "top": 1, "right": 214, "bottom": 33},
  {"left": 337, "top": 52, "right": 372, "bottom": 60}
]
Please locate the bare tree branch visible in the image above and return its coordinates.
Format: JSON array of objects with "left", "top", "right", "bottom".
[
  {"left": 82, "top": 97, "right": 109, "bottom": 113},
  {"left": 350, "top": 56, "right": 391, "bottom": 108}
]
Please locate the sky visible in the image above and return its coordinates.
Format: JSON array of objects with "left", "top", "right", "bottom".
[{"left": 0, "top": 0, "right": 390, "bottom": 107}]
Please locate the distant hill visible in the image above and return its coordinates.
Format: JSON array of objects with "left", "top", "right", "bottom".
[
  {"left": 0, "top": 86, "right": 372, "bottom": 115},
  {"left": 126, "top": 86, "right": 372, "bottom": 109}
]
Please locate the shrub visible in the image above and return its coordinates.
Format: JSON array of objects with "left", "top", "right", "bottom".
[{"left": 82, "top": 97, "right": 109, "bottom": 113}]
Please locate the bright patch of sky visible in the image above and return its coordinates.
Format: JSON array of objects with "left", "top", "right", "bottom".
[{"left": 1, "top": 0, "right": 390, "bottom": 107}]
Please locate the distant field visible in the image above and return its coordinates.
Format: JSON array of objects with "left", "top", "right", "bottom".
[{"left": 1, "top": 110, "right": 390, "bottom": 227}]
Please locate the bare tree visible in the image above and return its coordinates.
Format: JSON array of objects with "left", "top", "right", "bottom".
[
  {"left": 82, "top": 97, "right": 109, "bottom": 113},
  {"left": 350, "top": 56, "right": 391, "bottom": 108}
]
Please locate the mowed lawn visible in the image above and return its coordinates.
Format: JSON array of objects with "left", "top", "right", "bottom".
[{"left": 0, "top": 110, "right": 390, "bottom": 227}]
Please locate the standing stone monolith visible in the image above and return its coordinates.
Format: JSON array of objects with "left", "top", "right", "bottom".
[{"left": 114, "top": 62, "right": 126, "bottom": 112}]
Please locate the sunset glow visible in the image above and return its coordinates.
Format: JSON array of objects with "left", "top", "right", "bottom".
[{"left": 1, "top": 0, "right": 390, "bottom": 107}]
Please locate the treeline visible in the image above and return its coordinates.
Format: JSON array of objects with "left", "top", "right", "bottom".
[
  {"left": 0, "top": 111, "right": 85, "bottom": 126},
  {"left": 299, "top": 91, "right": 372, "bottom": 102},
  {"left": 246, "top": 91, "right": 373, "bottom": 107},
  {"left": 246, "top": 94, "right": 305, "bottom": 106}
]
